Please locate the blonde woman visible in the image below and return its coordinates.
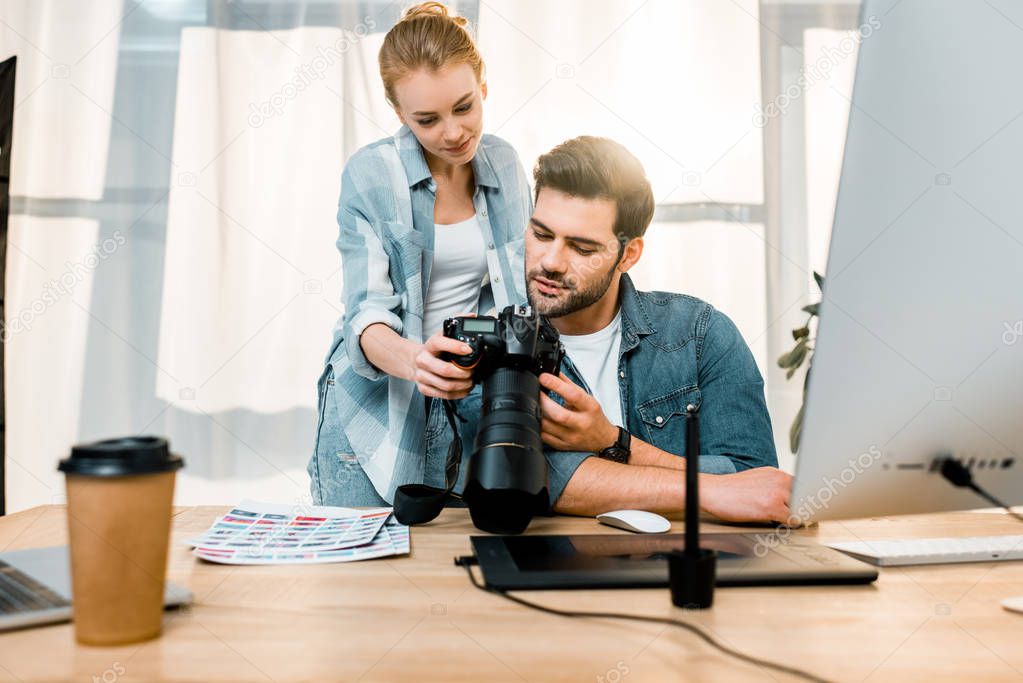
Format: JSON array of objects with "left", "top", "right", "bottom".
[{"left": 308, "top": 2, "right": 531, "bottom": 506}]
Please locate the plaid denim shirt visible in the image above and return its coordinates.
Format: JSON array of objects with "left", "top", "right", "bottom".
[{"left": 323, "top": 126, "right": 531, "bottom": 502}]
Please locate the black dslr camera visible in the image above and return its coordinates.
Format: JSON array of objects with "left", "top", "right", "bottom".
[{"left": 442, "top": 305, "right": 565, "bottom": 534}]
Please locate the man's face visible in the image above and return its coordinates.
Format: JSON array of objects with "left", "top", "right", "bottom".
[{"left": 525, "top": 188, "right": 622, "bottom": 318}]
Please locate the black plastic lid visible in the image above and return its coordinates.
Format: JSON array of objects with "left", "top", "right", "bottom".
[{"left": 58, "top": 436, "right": 184, "bottom": 477}]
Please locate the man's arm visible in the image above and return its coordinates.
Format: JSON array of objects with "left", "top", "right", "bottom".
[
  {"left": 537, "top": 373, "right": 735, "bottom": 473},
  {"left": 630, "top": 441, "right": 683, "bottom": 469},
  {"left": 696, "top": 309, "right": 778, "bottom": 470},
  {"left": 538, "top": 365, "right": 786, "bottom": 522},
  {"left": 553, "top": 457, "right": 792, "bottom": 523},
  {"left": 553, "top": 458, "right": 683, "bottom": 514},
  {"left": 629, "top": 438, "right": 736, "bottom": 473}
]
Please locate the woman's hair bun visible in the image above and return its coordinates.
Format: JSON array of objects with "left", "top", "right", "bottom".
[{"left": 401, "top": 2, "right": 468, "bottom": 27}]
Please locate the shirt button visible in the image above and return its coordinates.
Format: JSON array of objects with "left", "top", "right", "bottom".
[
  {"left": 481, "top": 210, "right": 488, "bottom": 217},
  {"left": 488, "top": 242, "right": 495, "bottom": 249},
  {"left": 655, "top": 416, "right": 664, "bottom": 424},
  {"left": 619, "top": 371, "right": 625, "bottom": 378},
  {"left": 494, "top": 277, "right": 501, "bottom": 283}
]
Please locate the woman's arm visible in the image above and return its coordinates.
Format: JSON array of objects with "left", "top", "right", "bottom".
[
  {"left": 336, "top": 152, "right": 479, "bottom": 399},
  {"left": 335, "top": 157, "right": 407, "bottom": 382},
  {"left": 359, "top": 323, "right": 418, "bottom": 381},
  {"left": 360, "top": 323, "right": 476, "bottom": 400}
]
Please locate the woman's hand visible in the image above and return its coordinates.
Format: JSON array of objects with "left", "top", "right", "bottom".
[{"left": 411, "top": 332, "right": 476, "bottom": 400}]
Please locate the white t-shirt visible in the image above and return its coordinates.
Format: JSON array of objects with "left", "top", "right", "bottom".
[
  {"left": 422, "top": 215, "right": 488, "bottom": 338},
  {"left": 558, "top": 311, "right": 624, "bottom": 428}
]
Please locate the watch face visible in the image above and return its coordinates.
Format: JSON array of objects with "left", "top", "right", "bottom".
[{"left": 600, "top": 447, "right": 629, "bottom": 464}]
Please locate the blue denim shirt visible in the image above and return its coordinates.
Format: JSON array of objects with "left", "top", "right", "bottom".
[{"left": 454, "top": 274, "right": 778, "bottom": 508}]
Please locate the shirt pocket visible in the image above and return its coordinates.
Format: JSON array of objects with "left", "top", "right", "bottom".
[{"left": 637, "top": 385, "right": 703, "bottom": 452}]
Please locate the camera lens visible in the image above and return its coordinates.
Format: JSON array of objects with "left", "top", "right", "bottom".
[{"left": 463, "top": 367, "right": 548, "bottom": 533}]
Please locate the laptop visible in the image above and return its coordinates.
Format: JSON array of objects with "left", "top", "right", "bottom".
[{"left": 0, "top": 545, "right": 193, "bottom": 632}]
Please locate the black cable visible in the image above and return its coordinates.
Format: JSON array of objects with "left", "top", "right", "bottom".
[
  {"left": 453, "top": 556, "right": 831, "bottom": 683},
  {"left": 938, "top": 458, "right": 1023, "bottom": 524}
]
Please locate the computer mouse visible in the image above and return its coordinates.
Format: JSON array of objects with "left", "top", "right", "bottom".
[
  {"left": 596, "top": 509, "right": 671, "bottom": 534},
  {"left": 1001, "top": 596, "right": 1023, "bottom": 614}
]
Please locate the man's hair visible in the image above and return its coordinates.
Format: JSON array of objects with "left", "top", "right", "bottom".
[{"left": 532, "top": 136, "right": 655, "bottom": 248}]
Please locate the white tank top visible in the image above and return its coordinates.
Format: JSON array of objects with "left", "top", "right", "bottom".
[{"left": 422, "top": 215, "right": 488, "bottom": 338}]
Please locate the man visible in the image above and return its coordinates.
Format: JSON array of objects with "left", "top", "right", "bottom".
[{"left": 521, "top": 136, "right": 791, "bottom": 523}]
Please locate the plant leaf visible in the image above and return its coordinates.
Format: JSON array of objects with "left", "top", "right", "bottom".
[
  {"left": 792, "top": 326, "right": 809, "bottom": 341},
  {"left": 789, "top": 402, "right": 805, "bottom": 453},
  {"left": 777, "top": 338, "right": 808, "bottom": 368},
  {"left": 813, "top": 271, "right": 825, "bottom": 291},
  {"left": 802, "top": 303, "right": 820, "bottom": 316},
  {"left": 789, "top": 343, "right": 808, "bottom": 369},
  {"left": 786, "top": 348, "right": 812, "bottom": 379}
]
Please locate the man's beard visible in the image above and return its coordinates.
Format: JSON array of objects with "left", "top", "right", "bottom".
[{"left": 525, "top": 262, "right": 617, "bottom": 318}]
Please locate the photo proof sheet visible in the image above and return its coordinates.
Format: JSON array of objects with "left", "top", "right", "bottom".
[{"left": 185, "top": 500, "right": 410, "bottom": 565}]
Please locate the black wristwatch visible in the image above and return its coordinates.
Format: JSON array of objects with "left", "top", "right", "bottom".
[{"left": 598, "top": 426, "right": 631, "bottom": 464}]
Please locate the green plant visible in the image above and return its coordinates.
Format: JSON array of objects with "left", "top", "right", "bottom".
[{"left": 777, "top": 271, "right": 824, "bottom": 453}]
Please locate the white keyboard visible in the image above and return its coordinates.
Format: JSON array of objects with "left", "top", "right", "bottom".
[{"left": 826, "top": 535, "right": 1023, "bottom": 567}]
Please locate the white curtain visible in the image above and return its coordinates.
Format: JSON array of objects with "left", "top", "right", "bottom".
[
  {"left": 762, "top": 26, "right": 858, "bottom": 470},
  {"left": 804, "top": 29, "right": 859, "bottom": 277},
  {"left": 479, "top": 0, "right": 772, "bottom": 441},
  {"left": 2, "top": 1, "right": 402, "bottom": 511},
  {"left": 155, "top": 23, "right": 393, "bottom": 504},
  {"left": 478, "top": 0, "right": 763, "bottom": 203},
  {"left": 3, "top": 1, "right": 857, "bottom": 513},
  {"left": 751, "top": 10, "right": 862, "bottom": 471},
  {"left": 3, "top": 1, "right": 125, "bottom": 512}
]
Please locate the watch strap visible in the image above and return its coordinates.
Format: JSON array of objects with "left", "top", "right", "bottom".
[{"left": 598, "top": 426, "right": 631, "bottom": 464}]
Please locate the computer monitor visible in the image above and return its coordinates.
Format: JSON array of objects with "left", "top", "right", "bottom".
[{"left": 790, "top": 0, "right": 1023, "bottom": 523}]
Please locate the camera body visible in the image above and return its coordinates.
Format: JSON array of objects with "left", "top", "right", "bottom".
[
  {"left": 443, "top": 305, "right": 563, "bottom": 379},
  {"left": 442, "top": 305, "right": 564, "bottom": 534}
]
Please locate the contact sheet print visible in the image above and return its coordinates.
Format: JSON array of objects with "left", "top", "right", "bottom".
[{"left": 185, "top": 500, "right": 410, "bottom": 564}]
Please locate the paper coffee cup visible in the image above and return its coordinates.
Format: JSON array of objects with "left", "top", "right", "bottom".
[{"left": 58, "top": 436, "right": 184, "bottom": 645}]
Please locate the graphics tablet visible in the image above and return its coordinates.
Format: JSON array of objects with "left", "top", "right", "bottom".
[{"left": 471, "top": 532, "right": 877, "bottom": 590}]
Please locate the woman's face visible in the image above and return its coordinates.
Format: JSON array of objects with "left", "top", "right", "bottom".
[{"left": 391, "top": 62, "right": 486, "bottom": 168}]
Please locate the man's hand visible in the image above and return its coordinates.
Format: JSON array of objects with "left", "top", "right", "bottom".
[
  {"left": 701, "top": 467, "right": 794, "bottom": 524},
  {"left": 538, "top": 372, "right": 619, "bottom": 453},
  {"left": 410, "top": 332, "right": 475, "bottom": 400}
]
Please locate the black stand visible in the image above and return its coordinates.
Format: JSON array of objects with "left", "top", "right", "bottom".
[
  {"left": 667, "top": 403, "right": 717, "bottom": 609},
  {"left": 0, "top": 56, "right": 15, "bottom": 517}
]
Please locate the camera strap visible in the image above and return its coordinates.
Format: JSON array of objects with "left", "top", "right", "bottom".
[{"left": 392, "top": 400, "right": 464, "bottom": 525}]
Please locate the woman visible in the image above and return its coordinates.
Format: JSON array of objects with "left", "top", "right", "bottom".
[{"left": 308, "top": 2, "right": 531, "bottom": 507}]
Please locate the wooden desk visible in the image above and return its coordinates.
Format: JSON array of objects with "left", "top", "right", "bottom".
[{"left": 1, "top": 506, "right": 1022, "bottom": 683}]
